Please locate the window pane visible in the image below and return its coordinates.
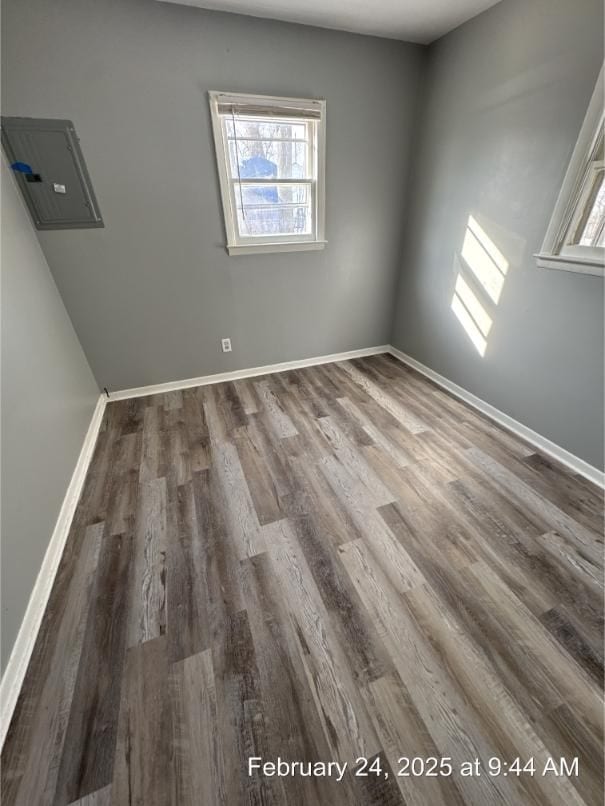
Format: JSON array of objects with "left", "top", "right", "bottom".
[
  {"left": 226, "top": 117, "right": 307, "bottom": 142},
  {"left": 235, "top": 182, "right": 312, "bottom": 237},
  {"left": 578, "top": 170, "right": 605, "bottom": 247},
  {"left": 228, "top": 137, "right": 308, "bottom": 180},
  {"left": 225, "top": 116, "right": 310, "bottom": 180},
  {"left": 229, "top": 140, "right": 310, "bottom": 179}
]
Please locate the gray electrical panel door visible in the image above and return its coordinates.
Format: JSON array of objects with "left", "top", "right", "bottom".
[{"left": 1, "top": 117, "right": 104, "bottom": 230}]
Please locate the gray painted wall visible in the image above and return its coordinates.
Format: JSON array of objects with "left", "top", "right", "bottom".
[
  {"left": 1, "top": 158, "right": 99, "bottom": 671},
  {"left": 2, "top": 0, "right": 425, "bottom": 391},
  {"left": 391, "top": 0, "right": 604, "bottom": 469}
]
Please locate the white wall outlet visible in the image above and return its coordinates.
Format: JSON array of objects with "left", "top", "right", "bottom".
[{"left": 221, "top": 337, "right": 232, "bottom": 353}]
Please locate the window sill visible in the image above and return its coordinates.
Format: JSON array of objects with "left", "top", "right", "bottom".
[
  {"left": 226, "top": 240, "right": 327, "bottom": 256},
  {"left": 535, "top": 253, "right": 604, "bottom": 277}
]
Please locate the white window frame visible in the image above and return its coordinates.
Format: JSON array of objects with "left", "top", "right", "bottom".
[
  {"left": 536, "top": 65, "right": 604, "bottom": 277},
  {"left": 209, "top": 91, "right": 326, "bottom": 256}
]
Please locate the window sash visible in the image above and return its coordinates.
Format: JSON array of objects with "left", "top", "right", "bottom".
[
  {"left": 221, "top": 111, "right": 318, "bottom": 245},
  {"left": 225, "top": 119, "right": 314, "bottom": 182},
  {"left": 229, "top": 179, "right": 317, "bottom": 243},
  {"left": 551, "top": 117, "right": 605, "bottom": 259},
  {"left": 568, "top": 162, "right": 604, "bottom": 247}
]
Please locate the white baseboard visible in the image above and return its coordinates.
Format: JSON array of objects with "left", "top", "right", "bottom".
[
  {"left": 0, "top": 394, "right": 107, "bottom": 750},
  {"left": 108, "top": 345, "right": 390, "bottom": 400},
  {"left": 388, "top": 346, "right": 605, "bottom": 489}
]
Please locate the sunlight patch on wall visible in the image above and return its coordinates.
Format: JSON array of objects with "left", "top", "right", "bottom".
[
  {"left": 454, "top": 274, "right": 493, "bottom": 338},
  {"left": 461, "top": 215, "right": 509, "bottom": 304},
  {"left": 451, "top": 292, "right": 488, "bottom": 356},
  {"left": 451, "top": 215, "right": 509, "bottom": 357}
]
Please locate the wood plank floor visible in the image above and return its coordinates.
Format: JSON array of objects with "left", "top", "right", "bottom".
[{"left": 2, "top": 354, "right": 603, "bottom": 805}]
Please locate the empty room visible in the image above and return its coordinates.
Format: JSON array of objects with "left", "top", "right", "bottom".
[{"left": 1, "top": 0, "right": 604, "bottom": 803}]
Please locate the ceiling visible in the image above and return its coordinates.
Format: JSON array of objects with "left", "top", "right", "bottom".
[{"left": 157, "top": 0, "right": 502, "bottom": 44}]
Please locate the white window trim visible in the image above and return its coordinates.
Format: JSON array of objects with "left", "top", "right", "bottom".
[
  {"left": 208, "top": 91, "right": 326, "bottom": 256},
  {"left": 535, "top": 65, "right": 604, "bottom": 277}
]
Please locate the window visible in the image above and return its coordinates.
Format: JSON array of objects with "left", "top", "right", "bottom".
[
  {"left": 209, "top": 92, "right": 326, "bottom": 256},
  {"left": 536, "top": 66, "right": 604, "bottom": 276}
]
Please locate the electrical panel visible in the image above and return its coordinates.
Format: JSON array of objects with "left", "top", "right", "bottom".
[{"left": 1, "top": 117, "right": 104, "bottom": 230}]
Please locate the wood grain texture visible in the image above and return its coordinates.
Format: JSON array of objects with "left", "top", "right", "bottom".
[
  {"left": 267, "top": 519, "right": 380, "bottom": 763},
  {"left": 112, "top": 637, "right": 172, "bottom": 805},
  {"left": 54, "top": 531, "right": 133, "bottom": 804},
  {"left": 170, "top": 649, "right": 226, "bottom": 806},
  {"left": 2, "top": 355, "right": 602, "bottom": 805},
  {"left": 127, "top": 477, "right": 167, "bottom": 647},
  {"left": 67, "top": 786, "right": 112, "bottom": 806}
]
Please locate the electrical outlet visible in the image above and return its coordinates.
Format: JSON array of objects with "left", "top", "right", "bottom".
[{"left": 221, "top": 338, "right": 232, "bottom": 353}]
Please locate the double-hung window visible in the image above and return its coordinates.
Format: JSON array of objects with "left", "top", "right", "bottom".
[
  {"left": 536, "top": 66, "right": 604, "bottom": 276},
  {"left": 209, "top": 91, "right": 326, "bottom": 256}
]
